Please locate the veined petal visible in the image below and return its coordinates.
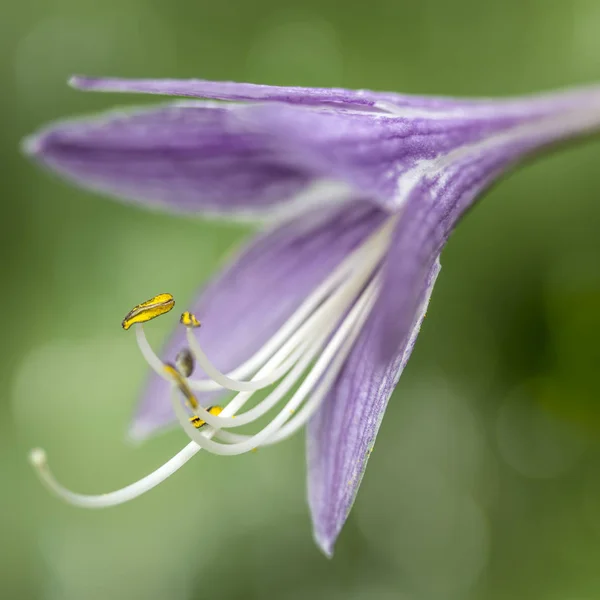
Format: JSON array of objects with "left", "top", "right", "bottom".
[
  {"left": 377, "top": 97, "right": 600, "bottom": 356},
  {"left": 246, "top": 86, "right": 600, "bottom": 212},
  {"left": 70, "top": 76, "right": 600, "bottom": 116},
  {"left": 307, "top": 89, "right": 600, "bottom": 555},
  {"left": 69, "top": 75, "right": 489, "bottom": 111},
  {"left": 239, "top": 104, "right": 531, "bottom": 212},
  {"left": 306, "top": 258, "right": 441, "bottom": 557},
  {"left": 25, "top": 83, "right": 600, "bottom": 218},
  {"left": 131, "top": 201, "right": 387, "bottom": 440},
  {"left": 24, "top": 102, "right": 349, "bottom": 222}
]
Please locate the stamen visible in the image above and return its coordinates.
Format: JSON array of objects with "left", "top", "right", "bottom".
[
  {"left": 181, "top": 231, "right": 391, "bottom": 395},
  {"left": 173, "top": 275, "right": 379, "bottom": 454},
  {"left": 135, "top": 322, "right": 308, "bottom": 393},
  {"left": 164, "top": 363, "right": 199, "bottom": 409},
  {"left": 188, "top": 328, "right": 329, "bottom": 431},
  {"left": 190, "top": 406, "right": 223, "bottom": 429},
  {"left": 182, "top": 256, "right": 383, "bottom": 429},
  {"left": 175, "top": 348, "right": 195, "bottom": 378},
  {"left": 121, "top": 293, "right": 174, "bottom": 330},
  {"left": 180, "top": 311, "right": 201, "bottom": 328},
  {"left": 184, "top": 219, "right": 394, "bottom": 384},
  {"left": 28, "top": 218, "right": 396, "bottom": 509},
  {"left": 133, "top": 220, "right": 394, "bottom": 394},
  {"left": 215, "top": 279, "right": 379, "bottom": 446}
]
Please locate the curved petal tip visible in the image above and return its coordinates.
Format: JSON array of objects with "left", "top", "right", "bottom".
[
  {"left": 69, "top": 75, "right": 104, "bottom": 90},
  {"left": 313, "top": 531, "right": 335, "bottom": 559},
  {"left": 21, "top": 133, "right": 43, "bottom": 157}
]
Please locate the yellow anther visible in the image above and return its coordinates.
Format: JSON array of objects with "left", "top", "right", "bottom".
[
  {"left": 208, "top": 406, "right": 223, "bottom": 417},
  {"left": 175, "top": 349, "right": 195, "bottom": 378},
  {"left": 189, "top": 415, "right": 203, "bottom": 429},
  {"left": 122, "top": 293, "right": 175, "bottom": 330},
  {"left": 164, "top": 363, "right": 198, "bottom": 409},
  {"left": 180, "top": 311, "right": 201, "bottom": 328},
  {"left": 163, "top": 364, "right": 179, "bottom": 379},
  {"left": 189, "top": 406, "right": 223, "bottom": 429}
]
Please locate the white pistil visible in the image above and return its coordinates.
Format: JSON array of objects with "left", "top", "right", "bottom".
[{"left": 29, "top": 442, "right": 202, "bottom": 508}]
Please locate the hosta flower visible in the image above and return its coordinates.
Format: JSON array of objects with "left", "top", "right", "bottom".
[{"left": 24, "top": 77, "right": 600, "bottom": 556}]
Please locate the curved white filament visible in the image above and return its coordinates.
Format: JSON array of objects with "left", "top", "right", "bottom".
[
  {"left": 186, "top": 218, "right": 392, "bottom": 383},
  {"left": 29, "top": 217, "right": 394, "bottom": 510},
  {"left": 215, "top": 278, "right": 379, "bottom": 446},
  {"left": 136, "top": 218, "right": 393, "bottom": 391},
  {"left": 29, "top": 442, "right": 202, "bottom": 508},
  {"left": 180, "top": 253, "right": 380, "bottom": 429},
  {"left": 171, "top": 276, "right": 379, "bottom": 454},
  {"left": 136, "top": 323, "right": 306, "bottom": 392},
  {"left": 185, "top": 263, "right": 376, "bottom": 399}
]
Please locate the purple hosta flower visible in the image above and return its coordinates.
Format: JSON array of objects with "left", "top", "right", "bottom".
[{"left": 25, "top": 77, "right": 600, "bottom": 556}]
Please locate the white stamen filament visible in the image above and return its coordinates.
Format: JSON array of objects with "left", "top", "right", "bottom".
[
  {"left": 29, "top": 217, "right": 393, "bottom": 508},
  {"left": 174, "top": 276, "right": 379, "bottom": 454},
  {"left": 136, "top": 218, "right": 393, "bottom": 392}
]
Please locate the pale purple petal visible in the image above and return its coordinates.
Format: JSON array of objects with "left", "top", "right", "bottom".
[
  {"left": 306, "top": 95, "right": 600, "bottom": 555},
  {"left": 239, "top": 104, "right": 535, "bottom": 211},
  {"left": 24, "top": 103, "right": 324, "bottom": 221},
  {"left": 307, "top": 258, "right": 441, "bottom": 557},
  {"left": 27, "top": 83, "right": 600, "bottom": 217},
  {"left": 131, "top": 201, "right": 387, "bottom": 440},
  {"left": 70, "top": 76, "right": 600, "bottom": 115},
  {"left": 377, "top": 99, "right": 600, "bottom": 355},
  {"left": 70, "top": 75, "right": 490, "bottom": 110},
  {"left": 247, "top": 86, "right": 600, "bottom": 212}
]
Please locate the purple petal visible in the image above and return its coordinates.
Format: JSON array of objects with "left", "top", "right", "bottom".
[
  {"left": 377, "top": 96, "right": 600, "bottom": 355},
  {"left": 26, "top": 84, "right": 600, "bottom": 217},
  {"left": 70, "top": 75, "right": 491, "bottom": 110},
  {"left": 70, "top": 76, "right": 600, "bottom": 116},
  {"left": 239, "top": 104, "right": 531, "bottom": 211},
  {"left": 306, "top": 89, "right": 600, "bottom": 554},
  {"left": 246, "top": 86, "right": 600, "bottom": 212},
  {"left": 131, "top": 201, "right": 388, "bottom": 440},
  {"left": 307, "top": 258, "right": 441, "bottom": 557},
  {"left": 24, "top": 102, "right": 343, "bottom": 221}
]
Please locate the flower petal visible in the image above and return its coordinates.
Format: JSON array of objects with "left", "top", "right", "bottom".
[
  {"left": 130, "top": 201, "right": 388, "bottom": 440},
  {"left": 26, "top": 84, "right": 600, "bottom": 218},
  {"left": 70, "top": 77, "right": 600, "bottom": 117},
  {"left": 306, "top": 258, "right": 441, "bottom": 557},
  {"left": 306, "top": 82, "right": 600, "bottom": 556},
  {"left": 239, "top": 104, "right": 525, "bottom": 212},
  {"left": 377, "top": 95, "right": 600, "bottom": 356},
  {"left": 24, "top": 102, "right": 350, "bottom": 222},
  {"left": 245, "top": 86, "right": 600, "bottom": 212},
  {"left": 69, "top": 75, "right": 489, "bottom": 110}
]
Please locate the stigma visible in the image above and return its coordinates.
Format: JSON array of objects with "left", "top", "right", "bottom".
[{"left": 29, "top": 219, "right": 396, "bottom": 508}]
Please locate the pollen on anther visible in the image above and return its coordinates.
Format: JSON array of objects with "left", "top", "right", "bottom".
[
  {"left": 190, "top": 405, "right": 223, "bottom": 428},
  {"left": 122, "top": 293, "right": 175, "bottom": 330},
  {"left": 180, "top": 311, "right": 201, "bottom": 328}
]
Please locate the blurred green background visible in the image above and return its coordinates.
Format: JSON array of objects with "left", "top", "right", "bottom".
[{"left": 3, "top": 0, "right": 600, "bottom": 598}]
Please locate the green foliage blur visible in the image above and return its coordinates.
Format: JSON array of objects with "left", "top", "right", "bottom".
[{"left": 3, "top": 0, "right": 600, "bottom": 598}]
